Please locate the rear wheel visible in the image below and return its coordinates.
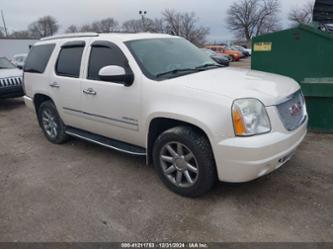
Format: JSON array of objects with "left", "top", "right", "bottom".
[
  {"left": 37, "top": 100, "right": 68, "bottom": 144},
  {"left": 153, "top": 126, "right": 217, "bottom": 197}
]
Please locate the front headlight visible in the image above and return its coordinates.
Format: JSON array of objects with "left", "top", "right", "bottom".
[{"left": 232, "top": 99, "right": 271, "bottom": 136}]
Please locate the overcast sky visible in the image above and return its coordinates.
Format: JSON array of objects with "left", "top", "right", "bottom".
[{"left": 2, "top": 0, "right": 312, "bottom": 41}]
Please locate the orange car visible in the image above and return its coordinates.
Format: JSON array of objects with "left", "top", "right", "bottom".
[{"left": 205, "top": 45, "right": 241, "bottom": 61}]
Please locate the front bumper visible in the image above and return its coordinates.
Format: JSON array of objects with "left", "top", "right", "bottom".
[
  {"left": 0, "top": 85, "right": 24, "bottom": 98},
  {"left": 214, "top": 119, "right": 308, "bottom": 183}
]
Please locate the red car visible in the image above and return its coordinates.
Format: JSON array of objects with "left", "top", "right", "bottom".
[{"left": 205, "top": 45, "right": 241, "bottom": 61}]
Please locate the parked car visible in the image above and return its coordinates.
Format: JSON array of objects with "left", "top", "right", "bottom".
[
  {"left": 12, "top": 53, "right": 27, "bottom": 69},
  {"left": 231, "top": 45, "right": 250, "bottom": 57},
  {"left": 205, "top": 45, "right": 241, "bottom": 61},
  {"left": 224, "top": 46, "right": 245, "bottom": 59},
  {"left": 23, "top": 33, "right": 307, "bottom": 197},
  {"left": 0, "top": 57, "right": 24, "bottom": 99},
  {"left": 201, "top": 48, "right": 230, "bottom": 66},
  {"left": 243, "top": 48, "right": 252, "bottom": 55}
]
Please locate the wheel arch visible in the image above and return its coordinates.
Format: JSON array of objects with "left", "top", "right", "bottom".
[
  {"left": 146, "top": 115, "right": 215, "bottom": 165},
  {"left": 33, "top": 93, "right": 54, "bottom": 126},
  {"left": 33, "top": 93, "right": 54, "bottom": 112}
]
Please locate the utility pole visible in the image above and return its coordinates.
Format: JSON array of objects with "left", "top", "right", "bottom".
[
  {"left": 1, "top": 10, "right": 8, "bottom": 37},
  {"left": 139, "top": 10, "right": 147, "bottom": 32}
]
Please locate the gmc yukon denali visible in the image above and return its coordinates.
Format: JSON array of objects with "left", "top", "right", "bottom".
[{"left": 23, "top": 33, "right": 307, "bottom": 197}]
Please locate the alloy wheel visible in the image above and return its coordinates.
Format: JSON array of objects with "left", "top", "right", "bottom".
[
  {"left": 159, "top": 142, "right": 199, "bottom": 188},
  {"left": 41, "top": 109, "right": 58, "bottom": 139}
]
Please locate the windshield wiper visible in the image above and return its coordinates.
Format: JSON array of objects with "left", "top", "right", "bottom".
[
  {"left": 195, "top": 63, "right": 224, "bottom": 70},
  {"left": 155, "top": 64, "right": 223, "bottom": 79},
  {"left": 156, "top": 68, "right": 198, "bottom": 78}
]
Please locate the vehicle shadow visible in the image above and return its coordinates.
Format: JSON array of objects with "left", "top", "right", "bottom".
[
  {"left": 0, "top": 98, "right": 25, "bottom": 111},
  {"left": 205, "top": 170, "right": 286, "bottom": 201}
]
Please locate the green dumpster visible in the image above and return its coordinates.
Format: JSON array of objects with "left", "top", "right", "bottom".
[{"left": 251, "top": 24, "right": 333, "bottom": 132}]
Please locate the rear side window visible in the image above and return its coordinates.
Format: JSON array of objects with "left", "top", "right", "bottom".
[
  {"left": 56, "top": 46, "right": 84, "bottom": 78},
  {"left": 88, "top": 44, "right": 129, "bottom": 80},
  {"left": 24, "top": 44, "right": 55, "bottom": 73}
]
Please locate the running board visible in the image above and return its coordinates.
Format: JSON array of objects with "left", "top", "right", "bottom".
[{"left": 65, "top": 127, "right": 146, "bottom": 156}]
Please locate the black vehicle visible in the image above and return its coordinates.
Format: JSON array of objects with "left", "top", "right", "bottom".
[
  {"left": 201, "top": 48, "right": 230, "bottom": 66},
  {"left": 0, "top": 57, "right": 24, "bottom": 99}
]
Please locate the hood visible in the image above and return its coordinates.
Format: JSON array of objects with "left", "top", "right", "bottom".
[
  {"left": 0, "top": 68, "right": 22, "bottom": 79},
  {"left": 168, "top": 67, "right": 300, "bottom": 106}
]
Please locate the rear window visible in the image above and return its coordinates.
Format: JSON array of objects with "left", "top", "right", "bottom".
[
  {"left": 24, "top": 44, "right": 55, "bottom": 73},
  {"left": 56, "top": 46, "right": 84, "bottom": 78}
]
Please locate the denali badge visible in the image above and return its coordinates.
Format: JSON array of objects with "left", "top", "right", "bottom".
[{"left": 289, "top": 102, "right": 302, "bottom": 116}]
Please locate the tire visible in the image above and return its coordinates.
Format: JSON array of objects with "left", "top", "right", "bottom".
[
  {"left": 153, "top": 126, "right": 217, "bottom": 197},
  {"left": 37, "top": 100, "right": 68, "bottom": 144}
]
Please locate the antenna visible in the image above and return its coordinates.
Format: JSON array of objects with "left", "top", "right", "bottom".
[{"left": 1, "top": 10, "right": 8, "bottom": 37}]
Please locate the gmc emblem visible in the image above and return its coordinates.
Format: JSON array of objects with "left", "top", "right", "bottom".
[{"left": 289, "top": 102, "right": 302, "bottom": 116}]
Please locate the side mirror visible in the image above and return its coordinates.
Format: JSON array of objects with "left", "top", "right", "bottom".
[{"left": 98, "top": 65, "right": 134, "bottom": 86}]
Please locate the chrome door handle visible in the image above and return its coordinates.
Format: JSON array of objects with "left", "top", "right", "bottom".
[
  {"left": 83, "top": 88, "right": 97, "bottom": 95},
  {"left": 49, "top": 82, "right": 60, "bottom": 88}
]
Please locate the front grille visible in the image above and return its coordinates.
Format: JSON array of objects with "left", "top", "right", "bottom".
[
  {"left": 277, "top": 90, "right": 307, "bottom": 131},
  {"left": 0, "top": 77, "right": 23, "bottom": 88}
]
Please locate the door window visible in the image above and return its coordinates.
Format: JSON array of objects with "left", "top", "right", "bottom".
[
  {"left": 87, "top": 43, "right": 130, "bottom": 81},
  {"left": 56, "top": 46, "right": 84, "bottom": 78}
]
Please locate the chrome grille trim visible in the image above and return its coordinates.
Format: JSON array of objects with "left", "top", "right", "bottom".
[
  {"left": 0, "top": 76, "right": 23, "bottom": 88},
  {"left": 276, "top": 90, "right": 307, "bottom": 131}
]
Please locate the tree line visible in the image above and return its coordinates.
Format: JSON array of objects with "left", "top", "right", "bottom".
[
  {"left": 0, "top": 0, "right": 315, "bottom": 44},
  {"left": 1, "top": 9, "right": 209, "bottom": 46}
]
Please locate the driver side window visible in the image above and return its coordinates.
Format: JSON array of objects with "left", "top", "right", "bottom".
[{"left": 87, "top": 43, "right": 130, "bottom": 81}]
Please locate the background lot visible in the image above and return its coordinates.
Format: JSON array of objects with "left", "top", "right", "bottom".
[{"left": 0, "top": 60, "right": 333, "bottom": 242}]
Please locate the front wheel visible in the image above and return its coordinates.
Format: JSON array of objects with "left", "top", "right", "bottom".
[
  {"left": 37, "top": 100, "right": 68, "bottom": 144},
  {"left": 153, "top": 126, "right": 217, "bottom": 197}
]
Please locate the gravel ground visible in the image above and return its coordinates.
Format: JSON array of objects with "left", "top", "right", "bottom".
[{"left": 0, "top": 59, "right": 332, "bottom": 242}]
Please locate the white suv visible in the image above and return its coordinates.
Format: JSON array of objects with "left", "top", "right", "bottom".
[{"left": 23, "top": 33, "right": 307, "bottom": 197}]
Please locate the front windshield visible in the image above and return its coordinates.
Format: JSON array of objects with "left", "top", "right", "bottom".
[
  {"left": 0, "top": 57, "right": 16, "bottom": 69},
  {"left": 126, "top": 38, "right": 218, "bottom": 80}
]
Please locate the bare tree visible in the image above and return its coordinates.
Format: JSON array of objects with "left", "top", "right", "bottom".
[
  {"left": 122, "top": 19, "right": 144, "bottom": 32},
  {"left": 65, "top": 25, "right": 79, "bottom": 33},
  {"left": 28, "top": 16, "right": 59, "bottom": 38},
  {"left": 91, "top": 18, "right": 119, "bottom": 32},
  {"left": 72, "top": 18, "right": 119, "bottom": 33},
  {"left": 288, "top": 1, "right": 314, "bottom": 26},
  {"left": 162, "top": 9, "right": 209, "bottom": 46},
  {"left": 150, "top": 18, "right": 165, "bottom": 33},
  {"left": 122, "top": 10, "right": 208, "bottom": 45},
  {"left": 10, "top": 30, "right": 32, "bottom": 38},
  {"left": 80, "top": 24, "right": 95, "bottom": 32},
  {"left": 227, "top": 0, "right": 281, "bottom": 42},
  {"left": 122, "top": 18, "right": 164, "bottom": 33}
]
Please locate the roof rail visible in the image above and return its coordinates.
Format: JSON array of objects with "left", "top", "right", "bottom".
[{"left": 41, "top": 32, "right": 99, "bottom": 41}]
